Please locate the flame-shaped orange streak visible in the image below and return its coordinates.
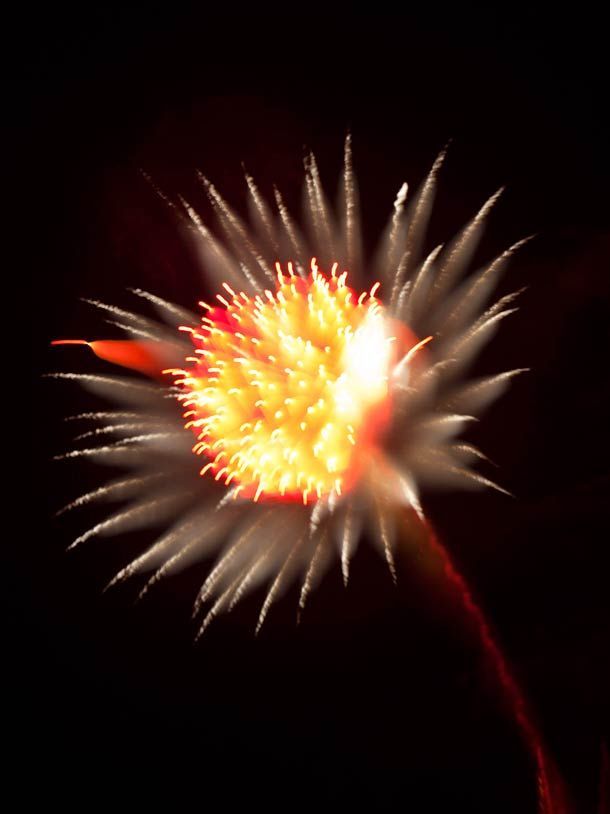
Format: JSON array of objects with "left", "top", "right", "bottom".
[{"left": 51, "top": 339, "right": 170, "bottom": 378}]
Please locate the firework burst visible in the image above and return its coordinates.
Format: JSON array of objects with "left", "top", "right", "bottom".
[{"left": 51, "top": 136, "right": 529, "bottom": 637}]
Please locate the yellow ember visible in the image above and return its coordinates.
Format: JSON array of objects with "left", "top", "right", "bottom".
[{"left": 169, "top": 260, "right": 396, "bottom": 504}]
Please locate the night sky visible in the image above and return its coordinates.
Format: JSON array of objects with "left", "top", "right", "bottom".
[{"left": 12, "top": 7, "right": 610, "bottom": 812}]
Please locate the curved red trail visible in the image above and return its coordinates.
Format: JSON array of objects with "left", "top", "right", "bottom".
[{"left": 419, "top": 518, "right": 569, "bottom": 814}]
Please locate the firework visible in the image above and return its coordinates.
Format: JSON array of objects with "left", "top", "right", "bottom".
[
  {"left": 51, "top": 136, "right": 529, "bottom": 636},
  {"left": 51, "top": 139, "right": 575, "bottom": 810}
]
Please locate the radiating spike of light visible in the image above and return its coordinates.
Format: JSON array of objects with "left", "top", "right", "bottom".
[
  {"left": 199, "top": 173, "right": 275, "bottom": 285},
  {"left": 68, "top": 492, "right": 187, "bottom": 550},
  {"left": 196, "top": 574, "right": 244, "bottom": 639},
  {"left": 429, "top": 187, "right": 505, "bottom": 306},
  {"left": 389, "top": 145, "right": 448, "bottom": 308},
  {"left": 56, "top": 473, "right": 164, "bottom": 517},
  {"left": 105, "top": 515, "right": 203, "bottom": 590},
  {"left": 438, "top": 237, "right": 534, "bottom": 335},
  {"left": 192, "top": 510, "right": 270, "bottom": 615},
  {"left": 139, "top": 532, "right": 214, "bottom": 604},
  {"left": 298, "top": 533, "right": 329, "bottom": 620},
  {"left": 306, "top": 152, "right": 335, "bottom": 260},
  {"left": 244, "top": 171, "right": 280, "bottom": 256},
  {"left": 129, "top": 287, "right": 198, "bottom": 327},
  {"left": 273, "top": 186, "right": 307, "bottom": 276},
  {"left": 179, "top": 194, "right": 255, "bottom": 292},
  {"left": 255, "top": 532, "right": 307, "bottom": 634}
]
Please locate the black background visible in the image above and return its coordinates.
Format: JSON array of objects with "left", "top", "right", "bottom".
[{"left": 11, "top": 6, "right": 610, "bottom": 812}]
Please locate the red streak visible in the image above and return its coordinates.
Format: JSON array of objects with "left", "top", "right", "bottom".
[{"left": 418, "top": 517, "right": 570, "bottom": 814}]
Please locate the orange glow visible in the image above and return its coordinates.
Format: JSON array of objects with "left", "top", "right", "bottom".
[
  {"left": 170, "top": 261, "right": 403, "bottom": 504},
  {"left": 51, "top": 338, "right": 171, "bottom": 377}
]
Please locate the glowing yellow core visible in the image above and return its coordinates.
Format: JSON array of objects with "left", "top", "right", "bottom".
[{"left": 172, "top": 260, "right": 395, "bottom": 504}]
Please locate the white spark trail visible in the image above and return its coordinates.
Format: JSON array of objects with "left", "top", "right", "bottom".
[
  {"left": 196, "top": 574, "right": 245, "bottom": 639},
  {"left": 140, "top": 169, "right": 183, "bottom": 217},
  {"left": 429, "top": 187, "right": 505, "bottom": 306},
  {"left": 414, "top": 413, "right": 478, "bottom": 440},
  {"left": 64, "top": 411, "right": 144, "bottom": 422},
  {"left": 306, "top": 152, "right": 336, "bottom": 261},
  {"left": 178, "top": 195, "right": 257, "bottom": 292},
  {"left": 102, "top": 320, "right": 164, "bottom": 342},
  {"left": 53, "top": 433, "right": 182, "bottom": 461},
  {"left": 82, "top": 298, "right": 155, "bottom": 330},
  {"left": 117, "top": 507, "right": 236, "bottom": 595},
  {"left": 198, "top": 174, "right": 275, "bottom": 285},
  {"left": 128, "top": 288, "right": 198, "bottom": 327},
  {"left": 56, "top": 473, "right": 164, "bottom": 517},
  {"left": 389, "top": 146, "right": 448, "bottom": 308},
  {"left": 245, "top": 171, "right": 280, "bottom": 256},
  {"left": 398, "top": 243, "right": 444, "bottom": 326},
  {"left": 138, "top": 533, "right": 214, "bottom": 604},
  {"left": 192, "top": 510, "right": 270, "bottom": 615},
  {"left": 339, "top": 502, "right": 359, "bottom": 587},
  {"left": 438, "top": 237, "right": 533, "bottom": 335},
  {"left": 105, "top": 310, "right": 189, "bottom": 353},
  {"left": 432, "top": 463, "right": 513, "bottom": 496},
  {"left": 477, "top": 288, "right": 527, "bottom": 323},
  {"left": 388, "top": 181, "right": 409, "bottom": 269},
  {"left": 228, "top": 547, "right": 275, "bottom": 613},
  {"left": 374, "top": 181, "right": 408, "bottom": 286},
  {"left": 255, "top": 532, "right": 308, "bottom": 635},
  {"left": 443, "top": 308, "right": 518, "bottom": 377},
  {"left": 442, "top": 369, "right": 529, "bottom": 413},
  {"left": 68, "top": 492, "right": 189, "bottom": 550},
  {"left": 397, "top": 472, "right": 425, "bottom": 521},
  {"left": 271, "top": 189, "right": 307, "bottom": 278},
  {"left": 446, "top": 442, "right": 496, "bottom": 467},
  {"left": 309, "top": 494, "right": 334, "bottom": 537},
  {"left": 106, "top": 514, "right": 204, "bottom": 589},
  {"left": 341, "top": 133, "right": 363, "bottom": 280},
  {"left": 46, "top": 373, "right": 165, "bottom": 406},
  {"left": 73, "top": 422, "right": 167, "bottom": 442},
  {"left": 373, "top": 492, "right": 397, "bottom": 584},
  {"left": 298, "top": 532, "right": 329, "bottom": 619}
]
